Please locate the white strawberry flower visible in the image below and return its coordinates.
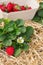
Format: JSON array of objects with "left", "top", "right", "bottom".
[{"left": 17, "top": 37, "right": 24, "bottom": 43}]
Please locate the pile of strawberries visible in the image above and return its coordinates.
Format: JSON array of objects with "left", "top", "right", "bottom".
[{"left": 0, "top": 2, "right": 32, "bottom": 13}]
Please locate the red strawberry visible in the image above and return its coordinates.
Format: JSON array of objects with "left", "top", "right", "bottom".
[
  {"left": 28, "top": 7, "right": 32, "bottom": 10},
  {"left": 20, "top": 6, "right": 26, "bottom": 10},
  {"left": 1, "top": 6, "right": 7, "bottom": 12},
  {"left": 13, "top": 3, "right": 18, "bottom": 7},
  {"left": 0, "top": 5, "right": 3, "bottom": 9},
  {"left": 6, "top": 46, "right": 14, "bottom": 55},
  {"left": 7, "top": 2, "right": 14, "bottom": 12},
  {"left": 13, "top": 8, "right": 19, "bottom": 12}
]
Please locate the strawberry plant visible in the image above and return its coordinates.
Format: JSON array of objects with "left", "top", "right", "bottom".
[
  {"left": 0, "top": 18, "right": 34, "bottom": 57},
  {"left": 33, "top": 2, "right": 43, "bottom": 25}
]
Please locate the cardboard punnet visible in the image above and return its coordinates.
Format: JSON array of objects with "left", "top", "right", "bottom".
[{"left": 0, "top": 0, "right": 39, "bottom": 20}]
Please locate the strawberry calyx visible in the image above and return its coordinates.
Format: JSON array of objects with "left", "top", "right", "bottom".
[{"left": 13, "top": 5, "right": 21, "bottom": 12}]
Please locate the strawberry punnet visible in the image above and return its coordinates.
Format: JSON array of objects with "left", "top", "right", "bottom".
[
  {"left": 7, "top": 2, "right": 14, "bottom": 12},
  {"left": 6, "top": 46, "right": 14, "bottom": 55}
]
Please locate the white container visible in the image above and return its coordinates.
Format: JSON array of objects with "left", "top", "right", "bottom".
[{"left": 0, "top": 0, "right": 39, "bottom": 20}]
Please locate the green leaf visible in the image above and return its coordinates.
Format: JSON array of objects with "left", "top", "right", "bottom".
[
  {"left": 40, "top": 2, "right": 43, "bottom": 9},
  {"left": 25, "top": 38, "right": 31, "bottom": 43},
  {"left": 0, "top": 35, "right": 5, "bottom": 41},
  {"left": 0, "top": 26, "right": 4, "bottom": 30},
  {"left": 0, "top": 18, "right": 3, "bottom": 23},
  {"left": 3, "top": 18, "right": 11, "bottom": 24},
  {"left": 16, "top": 28, "right": 21, "bottom": 35},
  {"left": 32, "top": 2, "right": 43, "bottom": 25},
  {"left": 15, "top": 19, "right": 24, "bottom": 27},
  {"left": 8, "top": 32, "right": 16, "bottom": 40},
  {"left": 12, "top": 43, "right": 20, "bottom": 49},
  {"left": 0, "top": 19, "right": 4, "bottom": 29},
  {"left": 12, "top": 43, "right": 17, "bottom": 49},
  {"left": 3, "top": 39, "right": 12, "bottom": 46},
  {"left": 24, "top": 26, "right": 34, "bottom": 39},
  {"left": 19, "top": 26, "right": 26, "bottom": 33},
  {"left": 38, "top": 9, "right": 43, "bottom": 18},
  {"left": 0, "top": 29, "right": 3, "bottom": 35},
  {"left": 33, "top": 15, "right": 41, "bottom": 22},
  {"left": 41, "top": 18, "right": 43, "bottom": 25},
  {"left": 23, "top": 43, "right": 29, "bottom": 51},
  {"left": 4, "top": 20, "right": 16, "bottom": 33},
  {"left": 0, "top": 43, "right": 3, "bottom": 49},
  {"left": 14, "top": 48, "right": 22, "bottom": 57}
]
